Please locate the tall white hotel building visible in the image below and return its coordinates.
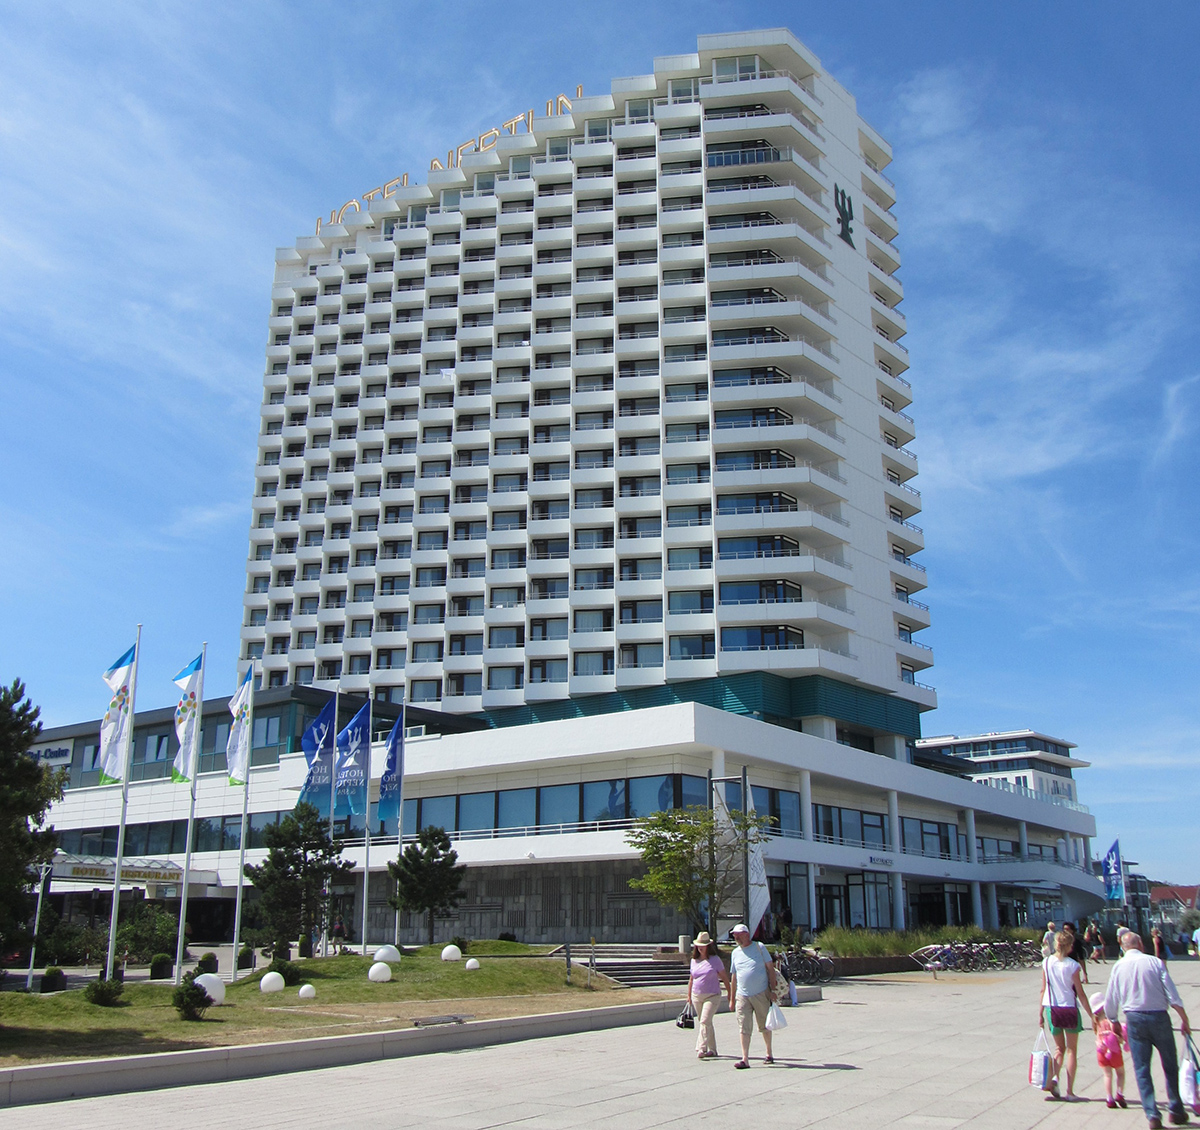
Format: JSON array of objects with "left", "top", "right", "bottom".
[{"left": 39, "top": 30, "right": 1103, "bottom": 944}]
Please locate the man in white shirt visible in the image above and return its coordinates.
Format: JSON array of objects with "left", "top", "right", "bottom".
[
  {"left": 1104, "top": 932, "right": 1192, "bottom": 1129},
  {"left": 1042, "top": 921, "right": 1057, "bottom": 957},
  {"left": 727, "top": 923, "right": 778, "bottom": 1069}
]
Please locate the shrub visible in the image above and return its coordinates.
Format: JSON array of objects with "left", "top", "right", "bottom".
[
  {"left": 116, "top": 903, "right": 181, "bottom": 963},
  {"left": 268, "top": 958, "right": 302, "bottom": 986},
  {"left": 237, "top": 945, "right": 256, "bottom": 970},
  {"left": 196, "top": 952, "right": 219, "bottom": 974},
  {"left": 84, "top": 978, "right": 124, "bottom": 1006},
  {"left": 498, "top": 931, "right": 518, "bottom": 943},
  {"left": 298, "top": 935, "right": 312, "bottom": 958},
  {"left": 149, "top": 954, "right": 174, "bottom": 979},
  {"left": 810, "top": 924, "right": 1041, "bottom": 958},
  {"left": 173, "top": 971, "right": 212, "bottom": 1021},
  {"left": 450, "top": 935, "right": 470, "bottom": 954},
  {"left": 40, "top": 967, "right": 66, "bottom": 993}
]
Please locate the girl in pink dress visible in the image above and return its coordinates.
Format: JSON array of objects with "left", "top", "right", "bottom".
[{"left": 1090, "top": 992, "right": 1127, "bottom": 1109}]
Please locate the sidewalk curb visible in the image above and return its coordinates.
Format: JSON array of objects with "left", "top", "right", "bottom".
[{"left": 0, "top": 998, "right": 666, "bottom": 1107}]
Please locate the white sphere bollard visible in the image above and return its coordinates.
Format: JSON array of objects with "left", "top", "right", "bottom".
[
  {"left": 464, "top": 958, "right": 480, "bottom": 971},
  {"left": 298, "top": 983, "right": 316, "bottom": 1000},
  {"left": 441, "top": 944, "right": 462, "bottom": 962},
  {"left": 373, "top": 945, "right": 402, "bottom": 964},
  {"left": 260, "top": 971, "right": 285, "bottom": 993},
  {"left": 194, "top": 973, "right": 226, "bottom": 1005},
  {"left": 368, "top": 961, "right": 393, "bottom": 983}
]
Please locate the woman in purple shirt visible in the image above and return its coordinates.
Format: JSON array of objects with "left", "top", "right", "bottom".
[{"left": 688, "top": 932, "right": 731, "bottom": 1059}]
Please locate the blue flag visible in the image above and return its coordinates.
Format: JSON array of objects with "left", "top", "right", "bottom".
[
  {"left": 1103, "top": 839, "right": 1125, "bottom": 902},
  {"left": 335, "top": 703, "right": 370, "bottom": 817},
  {"left": 377, "top": 707, "right": 405, "bottom": 832},
  {"left": 298, "top": 698, "right": 337, "bottom": 813}
]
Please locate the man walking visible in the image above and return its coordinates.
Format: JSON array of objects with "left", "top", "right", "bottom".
[
  {"left": 1043, "top": 921, "right": 1057, "bottom": 957},
  {"left": 727, "top": 923, "right": 778, "bottom": 1069},
  {"left": 1104, "top": 930, "right": 1192, "bottom": 1129}
]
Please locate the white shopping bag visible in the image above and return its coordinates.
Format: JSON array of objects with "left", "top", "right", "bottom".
[
  {"left": 1180, "top": 1036, "right": 1199, "bottom": 1112},
  {"left": 1029, "top": 1030, "right": 1052, "bottom": 1090},
  {"left": 765, "top": 1002, "right": 788, "bottom": 1031}
]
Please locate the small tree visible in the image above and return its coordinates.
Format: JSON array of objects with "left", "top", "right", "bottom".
[
  {"left": 244, "top": 802, "right": 353, "bottom": 955},
  {"left": 627, "top": 805, "right": 772, "bottom": 934},
  {"left": 1179, "top": 908, "right": 1200, "bottom": 935},
  {"left": 388, "top": 826, "right": 466, "bottom": 944},
  {"left": 0, "top": 680, "right": 66, "bottom": 955}
]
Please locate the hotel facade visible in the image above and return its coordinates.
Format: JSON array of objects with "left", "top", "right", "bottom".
[{"left": 34, "top": 29, "right": 1105, "bottom": 943}]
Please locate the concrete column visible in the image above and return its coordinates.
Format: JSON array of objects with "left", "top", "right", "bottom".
[
  {"left": 712, "top": 748, "right": 725, "bottom": 778},
  {"left": 799, "top": 769, "right": 813, "bottom": 840},
  {"left": 876, "top": 734, "right": 908, "bottom": 761},
  {"left": 970, "top": 881, "right": 984, "bottom": 927},
  {"left": 887, "top": 789, "right": 901, "bottom": 852},
  {"left": 1083, "top": 837, "right": 1092, "bottom": 869},
  {"left": 807, "top": 866, "right": 818, "bottom": 933},
  {"left": 891, "top": 871, "right": 905, "bottom": 930},
  {"left": 801, "top": 716, "right": 837, "bottom": 742},
  {"left": 1018, "top": 821, "right": 1029, "bottom": 860},
  {"left": 986, "top": 883, "right": 1000, "bottom": 930},
  {"left": 964, "top": 808, "right": 978, "bottom": 864},
  {"left": 1025, "top": 889, "right": 1036, "bottom": 926}
]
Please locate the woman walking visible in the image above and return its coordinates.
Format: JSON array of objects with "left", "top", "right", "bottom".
[
  {"left": 687, "top": 932, "right": 730, "bottom": 1059},
  {"left": 1039, "top": 929, "right": 1097, "bottom": 1100}
]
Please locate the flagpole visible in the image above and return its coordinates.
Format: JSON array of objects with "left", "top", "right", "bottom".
[
  {"left": 231, "top": 664, "right": 256, "bottom": 981},
  {"left": 361, "top": 695, "right": 372, "bottom": 956},
  {"left": 325, "top": 681, "right": 338, "bottom": 958},
  {"left": 173, "top": 642, "right": 206, "bottom": 984},
  {"left": 106, "top": 623, "right": 141, "bottom": 982},
  {"left": 393, "top": 699, "right": 405, "bottom": 946}
]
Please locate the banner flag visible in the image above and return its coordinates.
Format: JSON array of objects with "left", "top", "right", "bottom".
[
  {"left": 377, "top": 708, "right": 405, "bottom": 830},
  {"left": 225, "top": 668, "right": 254, "bottom": 785},
  {"left": 335, "top": 703, "right": 370, "bottom": 816},
  {"left": 171, "top": 653, "right": 203, "bottom": 783},
  {"left": 98, "top": 645, "right": 137, "bottom": 784},
  {"left": 1103, "top": 839, "right": 1125, "bottom": 903},
  {"left": 745, "top": 786, "right": 772, "bottom": 937},
  {"left": 298, "top": 697, "right": 337, "bottom": 811}
]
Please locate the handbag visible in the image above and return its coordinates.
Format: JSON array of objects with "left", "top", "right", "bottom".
[
  {"left": 1049, "top": 1005, "right": 1080, "bottom": 1030},
  {"left": 1029, "top": 1030, "right": 1052, "bottom": 1090},
  {"left": 765, "top": 1002, "right": 788, "bottom": 1031},
  {"left": 1181, "top": 1034, "right": 1200, "bottom": 1113},
  {"left": 676, "top": 1001, "right": 695, "bottom": 1030}
]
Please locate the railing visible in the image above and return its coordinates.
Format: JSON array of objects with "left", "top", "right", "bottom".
[
  {"left": 900, "top": 675, "right": 936, "bottom": 691},
  {"left": 708, "top": 253, "right": 831, "bottom": 284},
  {"left": 863, "top": 157, "right": 895, "bottom": 190},
  {"left": 698, "top": 67, "right": 823, "bottom": 111},
  {"left": 892, "top": 554, "right": 926, "bottom": 573},
  {"left": 711, "top": 329, "right": 835, "bottom": 358},
  {"left": 886, "top": 479, "right": 921, "bottom": 498},
  {"left": 891, "top": 515, "right": 923, "bottom": 534}
]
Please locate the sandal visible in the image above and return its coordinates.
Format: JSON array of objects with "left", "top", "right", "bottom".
[
  {"left": 734, "top": 1060, "right": 750, "bottom": 1070},
  {"left": 764, "top": 1056, "right": 774, "bottom": 1064}
]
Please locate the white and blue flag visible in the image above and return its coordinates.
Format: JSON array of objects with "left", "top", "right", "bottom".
[
  {"left": 1103, "top": 839, "right": 1125, "bottom": 902},
  {"left": 377, "top": 708, "right": 405, "bottom": 832},
  {"left": 298, "top": 697, "right": 337, "bottom": 813},
  {"left": 98, "top": 645, "right": 136, "bottom": 784},
  {"left": 171, "top": 653, "right": 203, "bottom": 784},
  {"left": 225, "top": 668, "right": 254, "bottom": 786},
  {"left": 335, "top": 703, "right": 370, "bottom": 817}
]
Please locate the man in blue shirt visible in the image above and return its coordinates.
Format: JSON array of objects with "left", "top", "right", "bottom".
[{"left": 727, "top": 923, "right": 778, "bottom": 1069}]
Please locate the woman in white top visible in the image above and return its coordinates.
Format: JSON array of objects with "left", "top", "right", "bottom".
[{"left": 1039, "top": 929, "right": 1096, "bottom": 1099}]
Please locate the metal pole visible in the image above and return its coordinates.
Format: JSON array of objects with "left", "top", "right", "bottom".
[
  {"left": 106, "top": 623, "right": 141, "bottom": 981},
  {"left": 741, "top": 765, "right": 750, "bottom": 928},
  {"left": 361, "top": 696, "right": 372, "bottom": 956},
  {"left": 707, "top": 769, "right": 715, "bottom": 940},
  {"left": 325, "top": 687, "right": 338, "bottom": 957},
  {"left": 174, "top": 642, "right": 206, "bottom": 984},
  {"left": 230, "top": 665, "right": 255, "bottom": 981},
  {"left": 24, "top": 863, "right": 52, "bottom": 991}
]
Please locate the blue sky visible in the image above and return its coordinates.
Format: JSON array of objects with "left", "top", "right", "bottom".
[{"left": 2, "top": 2, "right": 1198, "bottom": 880}]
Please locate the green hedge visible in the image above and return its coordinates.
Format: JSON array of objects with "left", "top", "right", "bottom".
[{"left": 810, "top": 925, "right": 1040, "bottom": 957}]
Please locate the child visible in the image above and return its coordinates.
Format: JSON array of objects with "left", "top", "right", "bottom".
[{"left": 1090, "top": 992, "right": 1127, "bottom": 1109}]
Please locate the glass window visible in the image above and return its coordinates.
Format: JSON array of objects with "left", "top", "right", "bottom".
[
  {"left": 458, "top": 791, "right": 496, "bottom": 832},
  {"left": 487, "top": 665, "right": 523, "bottom": 690},
  {"left": 538, "top": 784, "right": 580, "bottom": 826},
  {"left": 583, "top": 779, "right": 626, "bottom": 822},
  {"left": 401, "top": 798, "right": 418, "bottom": 837},
  {"left": 146, "top": 820, "right": 175, "bottom": 855},
  {"left": 249, "top": 811, "right": 279, "bottom": 849},
  {"left": 841, "top": 808, "right": 863, "bottom": 845},
  {"left": 628, "top": 774, "right": 674, "bottom": 818},
  {"left": 410, "top": 679, "right": 441, "bottom": 702},
  {"left": 143, "top": 734, "right": 170, "bottom": 762},
  {"left": 253, "top": 715, "right": 282, "bottom": 748},
  {"left": 222, "top": 815, "right": 243, "bottom": 851},
  {"left": 777, "top": 791, "right": 801, "bottom": 834},
  {"left": 419, "top": 795, "right": 456, "bottom": 832},
  {"left": 125, "top": 823, "right": 148, "bottom": 855},
  {"left": 498, "top": 787, "right": 536, "bottom": 830},
  {"left": 193, "top": 816, "right": 222, "bottom": 853},
  {"left": 573, "top": 651, "right": 613, "bottom": 676}
]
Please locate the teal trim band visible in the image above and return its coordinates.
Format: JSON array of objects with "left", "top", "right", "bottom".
[{"left": 474, "top": 674, "right": 922, "bottom": 740}]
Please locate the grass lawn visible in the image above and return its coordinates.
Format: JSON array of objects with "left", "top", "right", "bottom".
[{"left": 0, "top": 946, "right": 654, "bottom": 1067}]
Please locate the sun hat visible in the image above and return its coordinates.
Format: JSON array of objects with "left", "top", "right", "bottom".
[
  {"left": 731, "top": 923, "right": 750, "bottom": 935},
  {"left": 1089, "top": 992, "right": 1105, "bottom": 1014},
  {"left": 695, "top": 931, "right": 714, "bottom": 946}
]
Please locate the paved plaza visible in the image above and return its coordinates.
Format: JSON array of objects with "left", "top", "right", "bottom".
[{"left": 4, "top": 962, "right": 1198, "bottom": 1129}]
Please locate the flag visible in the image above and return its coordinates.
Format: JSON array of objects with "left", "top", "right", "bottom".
[
  {"left": 335, "top": 703, "right": 370, "bottom": 816},
  {"left": 377, "top": 708, "right": 405, "bottom": 830},
  {"left": 1103, "top": 839, "right": 1125, "bottom": 903},
  {"left": 171, "top": 653, "right": 203, "bottom": 783},
  {"left": 745, "top": 786, "right": 772, "bottom": 936},
  {"left": 225, "top": 668, "right": 254, "bottom": 786},
  {"left": 98, "top": 645, "right": 136, "bottom": 784},
  {"left": 298, "top": 697, "right": 337, "bottom": 811}
]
